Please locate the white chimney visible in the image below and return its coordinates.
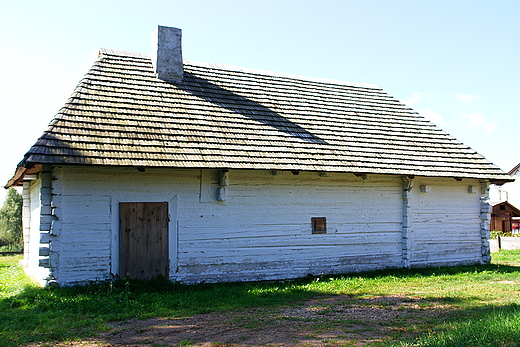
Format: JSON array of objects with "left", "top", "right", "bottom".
[{"left": 151, "top": 25, "right": 183, "bottom": 82}]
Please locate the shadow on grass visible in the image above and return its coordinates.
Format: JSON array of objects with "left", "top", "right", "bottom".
[
  {"left": 0, "top": 276, "right": 324, "bottom": 346},
  {"left": 353, "top": 262, "right": 520, "bottom": 278}
]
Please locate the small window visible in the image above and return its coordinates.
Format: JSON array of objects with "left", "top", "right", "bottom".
[
  {"left": 312, "top": 217, "right": 327, "bottom": 234},
  {"left": 500, "top": 205, "right": 506, "bottom": 211}
]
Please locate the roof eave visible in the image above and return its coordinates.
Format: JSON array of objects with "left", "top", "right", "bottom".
[
  {"left": 490, "top": 176, "right": 516, "bottom": 186},
  {"left": 5, "top": 159, "right": 514, "bottom": 188},
  {"left": 4, "top": 164, "right": 42, "bottom": 188}
]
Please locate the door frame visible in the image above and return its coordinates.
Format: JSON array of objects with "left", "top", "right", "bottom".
[{"left": 110, "top": 193, "right": 178, "bottom": 279}]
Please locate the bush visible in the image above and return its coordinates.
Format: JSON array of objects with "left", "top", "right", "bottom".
[
  {"left": 490, "top": 230, "right": 500, "bottom": 239},
  {"left": 490, "top": 230, "right": 518, "bottom": 239}
]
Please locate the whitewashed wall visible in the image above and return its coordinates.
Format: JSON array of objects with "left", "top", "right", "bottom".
[
  {"left": 27, "top": 166, "right": 485, "bottom": 286},
  {"left": 508, "top": 172, "right": 520, "bottom": 208},
  {"left": 23, "top": 179, "right": 50, "bottom": 285},
  {"left": 178, "top": 170, "right": 404, "bottom": 283},
  {"left": 408, "top": 178, "right": 484, "bottom": 267}
]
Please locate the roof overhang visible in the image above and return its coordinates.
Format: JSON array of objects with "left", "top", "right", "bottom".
[
  {"left": 4, "top": 161, "right": 515, "bottom": 189},
  {"left": 490, "top": 177, "right": 516, "bottom": 186},
  {"left": 4, "top": 164, "right": 42, "bottom": 188}
]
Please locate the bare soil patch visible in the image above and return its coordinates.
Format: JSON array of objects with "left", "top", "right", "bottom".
[{"left": 32, "top": 295, "right": 454, "bottom": 346}]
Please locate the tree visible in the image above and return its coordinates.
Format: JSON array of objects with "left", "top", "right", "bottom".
[{"left": 0, "top": 188, "right": 23, "bottom": 250}]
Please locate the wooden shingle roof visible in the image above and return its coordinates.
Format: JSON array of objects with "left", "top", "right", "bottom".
[{"left": 8, "top": 48, "right": 512, "bottom": 186}]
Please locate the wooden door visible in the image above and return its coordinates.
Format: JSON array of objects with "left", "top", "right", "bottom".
[
  {"left": 120, "top": 202, "right": 169, "bottom": 279},
  {"left": 503, "top": 219, "right": 512, "bottom": 233}
]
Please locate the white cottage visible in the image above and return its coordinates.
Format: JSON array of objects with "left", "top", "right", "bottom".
[{"left": 6, "top": 26, "right": 513, "bottom": 286}]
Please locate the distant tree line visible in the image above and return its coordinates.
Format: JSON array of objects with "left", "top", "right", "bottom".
[{"left": 0, "top": 188, "right": 23, "bottom": 251}]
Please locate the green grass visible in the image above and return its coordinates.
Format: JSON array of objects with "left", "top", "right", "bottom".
[
  {"left": 393, "top": 250, "right": 520, "bottom": 347},
  {"left": 0, "top": 255, "right": 34, "bottom": 299},
  {"left": 1, "top": 251, "right": 520, "bottom": 346},
  {"left": 399, "top": 305, "right": 520, "bottom": 347}
]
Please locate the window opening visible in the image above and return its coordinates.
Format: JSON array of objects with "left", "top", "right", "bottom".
[{"left": 312, "top": 217, "right": 327, "bottom": 234}]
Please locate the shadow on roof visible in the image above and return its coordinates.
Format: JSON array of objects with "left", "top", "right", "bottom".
[{"left": 180, "top": 72, "right": 327, "bottom": 145}]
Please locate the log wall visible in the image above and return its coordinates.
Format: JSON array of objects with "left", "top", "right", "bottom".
[{"left": 25, "top": 166, "right": 486, "bottom": 285}]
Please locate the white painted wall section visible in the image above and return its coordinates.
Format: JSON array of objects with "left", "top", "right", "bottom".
[
  {"left": 24, "top": 166, "right": 487, "bottom": 286},
  {"left": 23, "top": 179, "right": 50, "bottom": 285},
  {"left": 408, "top": 178, "right": 483, "bottom": 267}
]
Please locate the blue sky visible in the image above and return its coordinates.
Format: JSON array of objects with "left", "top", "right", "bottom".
[{"left": 1, "top": 0, "right": 518, "bottom": 201}]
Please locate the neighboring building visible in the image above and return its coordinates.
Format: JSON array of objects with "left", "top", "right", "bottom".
[
  {"left": 491, "top": 201, "right": 520, "bottom": 234},
  {"left": 489, "top": 163, "right": 520, "bottom": 231},
  {"left": 490, "top": 163, "right": 520, "bottom": 205},
  {"left": 506, "top": 164, "right": 520, "bottom": 207},
  {"left": 5, "top": 26, "right": 513, "bottom": 286},
  {"left": 509, "top": 164, "right": 520, "bottom": 175}
]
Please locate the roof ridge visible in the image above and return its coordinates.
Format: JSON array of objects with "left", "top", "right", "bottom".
[
  {"left": 184, "top": 60, "right": 380, "bottom": 89},
  {"left": 99, "top": 48, "right": 151, "bottom": 59},
  {"left": 98, "top": 48, "right": 380, "bottom": 89}
]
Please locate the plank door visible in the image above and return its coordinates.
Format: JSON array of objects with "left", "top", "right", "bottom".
[{"left": 119, "top": 202, "right": 169, "bottom": 280}]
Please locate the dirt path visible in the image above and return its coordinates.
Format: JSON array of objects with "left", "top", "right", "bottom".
[{"left": 34, "top": 295, "right": 451, "bottom": 346}]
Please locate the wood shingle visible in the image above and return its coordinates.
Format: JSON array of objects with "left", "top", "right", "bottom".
[{"left": 8, "top": 48, "right": 512, "bottom": 186}]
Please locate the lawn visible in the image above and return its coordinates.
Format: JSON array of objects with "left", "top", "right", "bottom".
[{"left": 1, "top": 251, "right": 520, "bottom": 346}]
